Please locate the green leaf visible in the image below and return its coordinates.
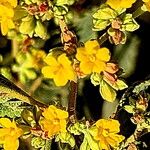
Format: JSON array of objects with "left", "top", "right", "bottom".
[
  {"left": 124, "top": 105, "right": 135, "bottom": 113},
  {"left": 121, "top": 14, "right": 140, "bottom": 32},
  {"left": 82, "top": 129, "right": 100, "bottom": 150},
  {"left": 93, "top": 19, "right": 110, "bottom": 31},
  {"left": 19, "top": 15, "right": 35, "bottom": 37},
  {"left": 80, "top": 138, "right": 90, "bottom": 150},
  {"left": 35, "top": 21, "right": 47, "bottom": 39},
  {"left": 0, "top": 74, "right": 46, "bottom": 107},
  {"left": 93, "top": 5, "right": 118, "bottom": 20},
  {"left": 21, "top": 109, "right": 36, "bottom": 127},
  {"left": 116, "top": 79, "right": 128, "bottom": 90},
  {"left": 14, "top": 6, "right": 28, "bottom": 20},
  {"left": 0, "top": 101, "right": 24, "bottom": 118},
  {"left": 100, "top": 80, "right": 117, "bottom": 102},
  {"left": 55, "top": 132, "right": 75, "bottom": 148},
  {"left": 90, "top": 73, "right": 102, "bottom": 86},
  {"left": 55, "top": 0, "right": 75, "bottom": 5}
]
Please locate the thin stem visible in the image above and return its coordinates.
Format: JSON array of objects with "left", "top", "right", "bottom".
[
  {"left": 68, "top": 81, "right": 78, "bottom": 123},
  {"left": 11, "top": 40, "right": 19, "bottom": 58},
  {"left": 133, "top": 7, "right": 145, "bottom": 19}
]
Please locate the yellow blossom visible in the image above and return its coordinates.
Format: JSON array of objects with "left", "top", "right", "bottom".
[
  {"left": 40, "top": 105, "right": 68, "bottom": 138},
  {"left": 0, "top": 0, "right": 17, "bottom": 35},
  {"left": 76, "top": 40, "right": 110, "bottom": 74},
  {"left": 106, "top": 0, "right": 136, "bottom": 9},
  {"left": 42, "top": 53, "right": 76, "bottom": 86},
  {"left": 92, "top": 119, "right": 125, "bottom": 150},
  {"left": 0, "top": 118, "right": 23, "bottom": 150},
  {"left": 142, "top": 0, "right": 150, "bottom": 11}
]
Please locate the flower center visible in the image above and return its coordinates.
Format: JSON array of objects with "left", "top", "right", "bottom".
[{"left": 89, "top": 55, "right": 96, "bottom": 62}]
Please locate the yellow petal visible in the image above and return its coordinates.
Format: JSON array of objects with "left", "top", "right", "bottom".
[
  {"left": 96, "top": 119, "right": 120, "bottom": 133},
  {"left": 76, "top": 47, "right": 87, "bottom": 61},
  {"left": 84, "top": 40, "right": 99, "bottom": 54},
  {"left": 0, "top": 129, "right": 10, "bottom": 137},
  {"left": 96, "top": 48, "right": 110, "bottom": 62},
  {"left": 93, "top": 60, "right": 106, "bottom": 73},
  {"left": 0, "top": 118, "right": 12, "bottom": 128},
  {"left": 42, "top": 66, "right": 56, "bottom": 78},
  {"left": 54, "top": 71, "right": 68, "bottom": 86},
  {"left": 80, "top": 61, "right": 93, "bottom": 74},
  {"left": 56, "top": 109, "right": 68, "bottom": 119},
  {"left": 1, "top": 18, "right": 8, "bottom": 36},
  {"left": 58, "top": 53, "right": 71, "bottom": 67},
  {"left": 106, "top": 134, "right": 125, "bottom": 147},
  {"left": 44, "top": 54, "right": 57, "bottom": 66},
  {"left": 4, "top": 137, "right": 19, "bottom": 150},
  {"left": 59, "top": 120, "right": 67, "bottom": 132},
  {"left": 7, "top": 0, "right": 17, "bottom": 7}
]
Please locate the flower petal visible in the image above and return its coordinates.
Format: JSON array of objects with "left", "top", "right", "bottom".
[{"left": 96, "top": 48, "right": 110, "bottom": 62}]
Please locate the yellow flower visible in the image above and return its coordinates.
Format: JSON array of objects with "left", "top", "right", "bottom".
[
  {"left": 0, "top": 0, "right": 17, "bottom": 35},
  {"left": 142, "top": 0, "right": 150, "bottom": 11},
  {"left": 40, "top": 105, "right": 68, "bottom": 138},
  {"left": 76, "top": 40, "right": 110, "bottom": 74},
  {"left": 106, "top": 0, "right": 136, "bottom": 9},
  {"left": 42, "top": 53, "right": 76, "bottom": 86},
  {"left": 92, "top": 119, "right": 125, "bottom": 150},
  {"left": 0, "top": 118, "right": 23, "bottom": 150}
]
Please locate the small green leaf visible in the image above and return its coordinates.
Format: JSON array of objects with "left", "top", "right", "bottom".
[
  {"left": 82, "top": 129, "right": 100, "bottom": 150},
  {"left": 124, "top": 105, "right": 135, "bottom": 113},
  {"left": 35, "top": 21, "right": 47, "bottom": 39},
  {"left": 55, "top": 132, "right": 75, "bottom": 148},
  {"left": 121, "top": 14, "right": 140, "bottom": 32},
  {"left": 14, "top": 6, "right": 28, "bottom": 20},
  {"left": 80, "top": 138, "right": 90, "bottom": 150},
  {"left": 90, "top": 73, "right": 102, "bottom": 86},
  {"left": 55, "top": 0, "right": 75, "bottom": 5},
  {"left": 116, "top": 79, "right": 128, "bottom": 90},
  {"left": 21, "top": 109, "right": 36, "bottom": 127},
  {"left": 93, "top": 5, "right": 117, "bottom": 20},
  {"left": 100, "top": 80, "right": 117, "bottom": 102},
  {"left": 19, "top": 15, "right": 35, "bottom": 37},
  {"left": 93, "top": 19, "right": 110, "bottom": 31}
]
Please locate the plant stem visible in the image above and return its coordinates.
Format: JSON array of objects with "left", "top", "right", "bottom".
[
  {"left": 11, "top": 40, "right": 19, "bottom": 58},
  {"left": 68, "top": 81, "right": 78, "bottom": 123}
]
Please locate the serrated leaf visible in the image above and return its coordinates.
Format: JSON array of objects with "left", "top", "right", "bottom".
[
  {"left": 100, "top": 80, "right": 117, "bottom": 102},
  {"left": 121, "top": 14, "right": 139, "bottom": 32},
  {"left": 0, "top": 74, "right": 46, "bottom": 107},
  {"left": 0, "top": 101, "right": 24, "bottom": 118}
]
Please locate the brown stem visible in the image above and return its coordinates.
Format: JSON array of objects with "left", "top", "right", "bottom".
[{"left": 68, "top": 81, "right": 78, "bottom": 123}]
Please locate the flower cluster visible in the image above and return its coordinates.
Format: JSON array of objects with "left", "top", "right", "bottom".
[
  {"left": 92, "top": 119, "right": 125, "bottom": 150},
  {"left": 42, "top": 53, "right": 76, "bottom": 86},
  {"left": 0, "top": 118, "right": 23, "bottom": 150},
  {"left": 76, "top": 40, "right": 110, "bottom": 74},
  {"left": 0, "top": 0, "right": 17, "bottom": 35},
  {"left": 40, "top": 105, "right": 68, "bottom": 138}
]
